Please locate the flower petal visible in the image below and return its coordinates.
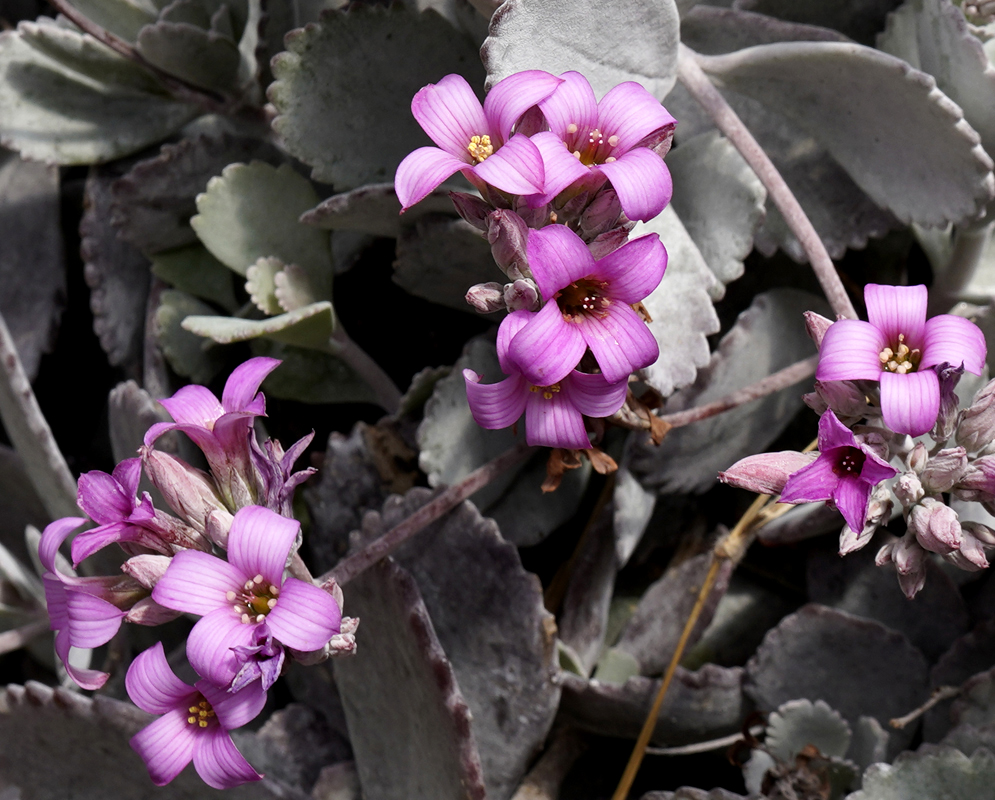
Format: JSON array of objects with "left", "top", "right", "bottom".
[
  {"left": 159, "top": 385, "right": 224, "bottom": 428},
  {"left": 65, "top": 590, "right": 125, "bottom": 648},
  {"left": 112, "top": 457, "right": 144, "bottom": 499},
  {"left": 265, "top": 578, "right": 342, "bottom": 651},
  {"left": 193, "top": 727, "right": 263, "bottom": 790},
  {"left": 75, "top": 471, "right": 130, "bottom": 525},
  {"left": 860, "top": 450, "right": 899, "bottom": 485},
  {"left": 226, "top": 506, "right": 299, "bottom": 587},
  {"left": 780, "top": 454, "right": 837, "bottom": 504},
  {"left": 921, "top": 314, "right": 987, "bottom": 374},
  {"left": 865, "top": 284, "right": 927, "bottom": 345},
  {"left": 527, "top": 130, "right": 590, "bottom": 206},
  {"left": 597, "top": 82, "right": 678, "bottom": 154},
  {"left": 577, "top": 303, "right": 659, "bottom": 384},
  {"left": 524, "top": 389, "right": 590, "bottom": 448},
  {"left": 596, "top": 148, "right": 672, "bottom": 222},
  {"left": 152, "top": 550, "right": 245, "bottom": 616},
  {"left": 472, "top": 133, "right": 545, "bottom": 196},
  {"left": 539, "top": 71, "right": 599, "bottom": 142},
  {"left": 71, "top": 521, "right": 153, "bottom": 567},
  {"left": 38, "top": 517, "right": 86, "bottom": 574},
  {"left": 131, "top": 709, "right": 197, "bottom": 786},
  {"left": 411, "top": 73, "right": 488, "bottom": 158},
  {"left": 817, "top": 409, "right": 856, "bottom": 451},
  {"left": 562, "top": 372, "right": 628, "bottom": 418},
  {"left": 126, "top": 642, "right": 195, "bottom": 714},
  {"left": 395, "top": 147, "right": 466, "bottom": 210},
  {"left": 833, "top": 475, "right": 874, "bottom": 533},
  {"left": 464, "top": 370, "right": 528, "bottom": 431},
  {"left": 507, "top": 301, "right": 587, "bottom": 386},
  {"left": 187, "top": 607, "right": 256, "bottom": 687},
  {"left": 202, "top": 677, "right": 267, "bottom": 730},
  {"left": 527, "top": 224, "right": 596, "bottom": 300},
  {"left": 592, "top": 233, "right": 667, "bottom": 302},
  {"left": 880, "top": 369, "right": 940, "bottom": 436},
  {"left": 497, "top": 310, "right": 533, "bottom": 375},
  {"left": 222, "top": 357, "right": 279, "bottom": 414},
  {"left": 484, "top": 69, "right": 562, "bottom": 143},
  {"left": 816, "top": 320, "right": 887, "bottom": 381}
]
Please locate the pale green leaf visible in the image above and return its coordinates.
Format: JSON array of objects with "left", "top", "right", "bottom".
[
  {"left": 136, "top": 20, "right": 241, "bottom": 93},
  {"left": 766, "top": 699, "right": 852, "bottom": 762},
  {"left": 847, "top": 746, "right": 995, "bottom": 800},
  {"left": 155, "top": 289, "right": 225, "bottom": 384},
  {"left": 182, "top": 300, "right": 335, "bottom": 349},
  {"left": 300, "top": 182, "right": 462, "bottom": 237},
  {"left": 66, "top": 0, "right": 161, "bottom": 42},
  {"left": 150, "top": 244, "right": 239, "bottom": 311}
]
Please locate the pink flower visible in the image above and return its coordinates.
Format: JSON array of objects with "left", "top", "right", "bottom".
[
  {"left": 817, "top": 284, "right": 986, "bottom": 436},
  {"left": 530, "top": 71, "right": 676, "bottom": 221},
  {"left": 395, "top": 71, "right": 563, "bottom": 210},
  {"left": 507, "top": 225, "right": 666, "bottom": 385},
  {"left": 464, "top": 310, "right": 628, "bottom": 449},
  {"left": 127, "top": 642, "right": 264, "bottom": 789},
  {"left": 780, "top": 410, "right": 898, "bottom": 532},
  {"left": 152, "top": 505, "right": 341, "bottom": 688}
]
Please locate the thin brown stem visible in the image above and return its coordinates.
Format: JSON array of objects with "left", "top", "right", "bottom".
[
  {"left": 329, "top": 324, "right": 403, "bottom": 415},
  {"left": 322, "top": 440, "right": 534, "bottom": 586},
  {"left": 677, "top": 44, "right": 857, "bottom": 321},
  {"left": 890, "top": 685, "right": 962, "bottom": 729},
  {"left": 661, "top": 354, "right": 818, "bottom": 429}
]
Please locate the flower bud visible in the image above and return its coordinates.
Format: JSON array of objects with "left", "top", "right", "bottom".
[
  {"left": 486, "top": 209, "right": 530, "bottom": 280},
  {"left": 921, "top": 447, "right": 968, "bottom": 493},
  {"left": 894, "top": 472, "right": 924, "bottom": 508},
  {"left": 121, "top": 554, "right": 172, "bottom": 589},
  {"left": 449, "top": 191, "right": 491, "bottom": 232},
  {"left": 141, "top": 447, "right": 230, "bottom": 531},
  {"left": 125, "top": 596, "right": 182, "bottom": 626},
  {"left": 952, "top": 455, "right": 995, "bottom": 503},
  {"left": 205, "top": 508, "right": 235, "bottom": 548},
  {"left": 719, "top": 450, "right": 817, "bottom": 496},
  {"left": 962, "top": 520, "right": 995, "bottom": 546},
  {"left": 803, "top": 380, "right": 871, "bottom": 424},
  {"left": 804, "top": 311, "right": 834, "bottom": 348},
  {"left": 466, "top": 282, "right": 506, "bottom": 313},
  {"left": 504, "top": 278, "right": 540, "bottom": 312},
  {"left": 839, "top": 485, "right": 892, "bottom": 555},
  {"left": 907, "top": 442, "right": 928, "bottom": 475},
  {"left": 933, "top": 362, "right": 965, "bottom": 442},
  {"left": 907, "top": 497, "right": 962, "bottom": 555},
  {"left": 892, "top": 534, "right": 927, "bottom": 599},
  {"left": 579, "top": 187, "right": 623, "bottom": 237},
  {"left": 957, "top": 377, "right": 995, "bottom": 453},
  {"left": 950, "top": 525, "right": 990, "bottom": 570},
  {"left": 588, "top": 226, "right": 633, "bottom": 260}
]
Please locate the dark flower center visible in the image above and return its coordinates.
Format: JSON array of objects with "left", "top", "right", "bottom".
[
  {"left": 879, "top": 333, "right": 921, "bottom": 374},
  {"left": 557, "top": 278, "right": 611, "bottom": 322},
  {"left": 186, "top": 697, "right": 216, "bottom": 729},
  {"left": 565, "top": 123, "right": 619, "bottom": 165},
  {"left": 227, "top": 574, "right": 280, "bottom": 625},
  {"left": 832, "top": 447, "right": 866, "bottom": 478}
]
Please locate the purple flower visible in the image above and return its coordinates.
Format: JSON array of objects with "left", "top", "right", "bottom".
[
  {"left": 530, "top": 71, "right": 676, "bottom": 221},
  {"left": 249, "top": 432, "right": 317, "bottom": 519},
  {"left": 464, "top": 310, "right": 628, "bottom": 449},
  {"left": 152, "top": 505, "right": 341, "bottom": 687},
  {"left": 395, "top": 71, "right": 563, "bottom": 210},
  {"left": 817, "top": 284, "right": 986, "bottom": 436},
  {"left": 144, "top": 357, "right": 281, "bottom": 508},
  {"left": 126, "top": 642, "right": 264, "bottom": 789},
  {"left": 780, "top": 410, "right": 898, "bottom": 532},
  {"left": 507, "top": 225, "right": 666, "bottom": 385}
]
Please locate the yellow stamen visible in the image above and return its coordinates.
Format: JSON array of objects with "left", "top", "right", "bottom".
[{"left": 467, "top": 134, "right": 494, "bottom": 163}]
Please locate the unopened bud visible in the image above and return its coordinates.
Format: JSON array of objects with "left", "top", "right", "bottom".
[
  {"left": 588, "top": 226, "right": 633, "bottom": 260},
  {"left": 141, "top": 447, "right": 230, "bottom": 531},
  {"left": 907, "top": 497, "right": 962, "bottom": 555},
  {"left": 126, "top": 596, "right": 182, "bottom": 626},
  {"left": 719, "top": 450, "right": 817, "bottom": 496},
  {"left": 449, "top": 191, "right": 491, "bottom": 231},
  {"left": 803, "top": 380, "right": 871, "bottom": 424},
  {"left": 466, "top": 282, "right": 506, "bottom": 313},
  {"left": 486, "top": 209, "right": 530, "bottom": 279},
  {"left": 642, "top": 122, "right": 676, "bottom": 159},
  {"left": 839, "top": 485, "right": 892, "bottom": 555},
  {"left": 804, "top": 312, "right": 834, "bottom": 348},
  {"left": 921, "top": 447, "right": 968, "bottom": 493},
  {"left": 952, "top": 455, "right": 995, "bottom": 503},
  {"left": 933, "top": 362, "right": 965, "bottom": 442},
  {"left": 894, "top": 472, "right": 924, "bottom": 508},
  {"left": 205, "top": 508, "right": 235, "bottom": 548},
  {"left": 957, "top": 378, "right": 995, "bottom": 452},
  {"left": 952, "top": 524, "right": 991, "bottom": 570},
  {"left": 579, "top": 187, "right": 623, "bottom": 237},
  {"left": 504, "top": 279, "right": 540, "bottom": 311},
  {"left": 121, "top": 554, "right": 172, "bottom": 589},
  {"left": 892, "top": 534, "right": 928, "bottom": 598},
  {"left": 963, "top": 520, "right": 995, "bottom": 547},
  {"left": 908, "top": 442, "right": 928, "bottom": 475}
]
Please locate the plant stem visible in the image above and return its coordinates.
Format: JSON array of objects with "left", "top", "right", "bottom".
[
  {"left": 889, "top": 685, "right": 962, "bottom": 729},
  {"left": 0, "top": 618, "right": 48, "bottom": 656},
  {"left": 321, "top": 440, "right": 534, "bottom": 586},
  {"left": 47, "top": 0, "right": 232, "bottom": 113},
  {"left": 0, "top": 310, "right": 79, "bottom": 520},
  {"left": 330, "top": 325, "right": 403, "bottom": 415},
  {"left": 661, "top": 354, "right": 818, "bottom": 429},
  {"left": 928, "top": 219, "right": 994, "bottom": 314},
  {"left": 677, "top": 44, "right": 857, "bottom": 321}
]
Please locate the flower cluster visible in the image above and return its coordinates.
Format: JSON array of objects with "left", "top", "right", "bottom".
[
  {"left": 396, "top": 70, "right": 674, "bottom": 453},
  {"left": 39, "top": 358, "right": 356, "bottom": 789},
  {"left": 722, "top": 284, "right": 991, "bottom": 597}
]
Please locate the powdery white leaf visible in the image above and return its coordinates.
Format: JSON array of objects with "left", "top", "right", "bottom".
[
  {"left": 0, "top": 24, "right": 196, "bottom": 164},
  {"left": 765, "top": 699, "right": 852, "bottom": 762},
  {"left": 666, "top": 130, "right": 766, "bottom": 298},
  {"left": 846, "top": 745, "right": 995, "bottom": 800},
  {"left": 697, "top": 41, "right": 995, "bottom": 226},
  {"left": 0, "top": 149, "right": 64, "bottom": 381},
  {"left": 734, "top": 0, "right": 903, "bottom": 45},
  {"left": 300, "top": 182, "right": 462, "bottom": 238},
  {"left": 150, "top": 244, "right": 239, "bottom": 312},
  {"left": 0, "top": 681, "right": 288, "bottom": 799},
  {"left": 154, "top": 288, "right": 225, "bottom": 385},
  {"left": 245, "top": 255, "right": 284, "bottom": 315},
  {"left": 135, "top": 19, "right": 240, "bottom": 93},
  {"left": 612, "top": 464, "right": 656, "bottom": 567},
  {"left": 332, "top": 558, "right": 488, "bottom": 800},
  {"left": 642, "top": 791, "right": 747, "bottom": 800},
  {"left": 559, "top": 664, "right": 748, "bottom": 746},
  {"left": 482, "top": 0, "right": 680, "bottom": 100},
  {"left": 183, "top": 300, "right": 334, "bottom": 348},
  {"left": 681, "top": 5, "right": 849, "bottom": 56},
  {"left": 630, "top": 288, "right": 822, "bottom": 494},
  {"left": 0, "top": 444, "right": 48, "bottom": 568},
  {"left": 269, "top": 4, "right": 484, "bottom": 188},
  {"left": 69, "top": 0, "right": 160, "bottom": 42},
  {"left": 376, "top": 489, "right": 561, "bottom": 800},
  {"left": 635, "top": 205, "right": 720, "bottom": 398},
  {"left": 191, "top": 161, "right": 332, "bottom": 299},
  {"left": 746, "top": 604, "right": 929, "bottom": 756}
]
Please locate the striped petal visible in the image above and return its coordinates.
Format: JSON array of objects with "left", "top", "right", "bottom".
[
  {"left": 186, "top": 607, "right": 256, "bottom": 687},
  {"left": 126, "top": 642, "right": 196, "bottom": 715},
  {"left": 265, "top": 577, "right": 342, "bottom": 651},
  {"left": 472, "top": 133, "right": 545, "bottom": 196},
  {"left": 880, "top": 369, "right": 940, "bottom": 436},
  {"left": 593, "top": 233, "right": 666, "bottom": 302},
  {"left": 497, "top": 310, "right": 533, "bottom": 375},
  {"left": 922, "top": 314, "right": 987, "bottom": 374},
  {"left": 833, "top": 474, "right": 874, "bottom": 533},
  {"left": 524, "top": 389, "right": 590, "bottom": 449},
  {"left": 159, "top": 384, "right": 223, "bottom": 428},
  {"left": 538, "top": 71, "right": 599, "bottom": 142},
  {"left": 597, "top": 81, "right": 677, "bottom": 154},
  {"left": 597, "top": 148, "right": 672, "bottom": 222},
  {"left": 577, "top": 303, "right": 659, "bottom": 384},
  {"left": 152, "top": 550, "right": 245, "bottom": 616},
  {"left": 193, "top": 727, "right": 262, "bottom": 790},
  {"left": 221, "top": 357, "right": 279, "bottom": 413},
  {"left": 464, "top": 370, "right": 528, "bottom": 430},
  {"left": 816, "top": 320, "right": 887, "bottom": 381},
  {"left": 226, "top": 506, "right": 299, "bottom": 588},
  {"left": 527, "top": 224, "right": 595, "bottom": 300},
  {"left": 865, "top": 284, "right": 927, "bottom": 345},
  {"left": 131, "top": 710, "right": 197, "bottom": 786},
  {"left": 484, "top": 69, "right": 562, "bottom": 143},
  {"left": 562, "top": 372, "right": 628, "bottom": 418},
  {"left": 395, "top": 146, "right": 466, "bottom": 210},
  {"left": 507, "top": 301, "right": 586, "bottom": 386},
  {"left": 527, "top": 130, "right": 590, "bottom": 206},
  {"left": 411, "top": 73, "right": 488, "bottom": 158}
]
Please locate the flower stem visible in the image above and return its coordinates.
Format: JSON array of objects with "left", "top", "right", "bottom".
[
  {"left": 329, "top": 324, "right": 403, "bottom": 414},
  {"left": 321, "top": 440, "right": 534, "bottom": 586},
  {"left": 661, "top": 354, "right": 818, "bottom": 429},
  {"left": 928, "top": 219, "right": 994, "bottom": 314},
  {"left": 676, "top": 44, "right": 857, "bottom": 321},
  {"left": 0, "top": 309, "right": 79, "bottom": 520}
]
